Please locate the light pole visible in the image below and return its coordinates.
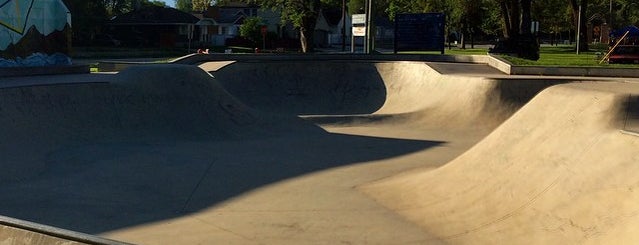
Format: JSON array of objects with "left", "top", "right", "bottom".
[
  {"left": 610, "top": 0, "right": 613, "bottom": 29},
  {"left": 342, "top": 0, "right": 346, "bottom": 51},
  {"left": 577, "top": 5, "right": 582, "bottom": 54},
  {"left": 365, "top": 0, "right": 373, "bottom": 54}
]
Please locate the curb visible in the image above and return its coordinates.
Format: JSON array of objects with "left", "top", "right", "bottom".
[
  {"left": 0, "top": 215, "right": 132, "bottom": 245},
  {"left": 0, "top": 65, "right": 90, "bottom": 77},
  {"left": 486, "top": 54, "right": 639, "bottom": 78}
]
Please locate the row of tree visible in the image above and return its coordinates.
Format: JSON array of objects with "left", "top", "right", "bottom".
[
  {"left": 62, "top": 0, "right": 166, "bottom": 45},
  {"left": 64, "top": 0, "right": 639, "bottom": 59},
  {"left": 231, "top": 0, "right": 639, "bottom": 59},
  {"left": 175, "top": 0, "right": 215, "bottom": 11}
]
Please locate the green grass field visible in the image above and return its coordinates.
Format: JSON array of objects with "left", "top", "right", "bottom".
[{"left": 442, "top": 44, "right": 639, "bottom": 67}]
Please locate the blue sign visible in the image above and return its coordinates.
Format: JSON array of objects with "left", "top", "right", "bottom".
[{"left": 394, "top": 13, "right": 446, "bottom": 54}]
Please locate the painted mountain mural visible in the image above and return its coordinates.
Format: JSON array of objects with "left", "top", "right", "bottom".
[{"left": 0, "top": 0, "right": 71, "bottom": 67}]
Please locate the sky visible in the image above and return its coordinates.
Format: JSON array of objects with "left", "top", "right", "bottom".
[{"left": 159, "top": 0, "right": 175, "bottom": 7}]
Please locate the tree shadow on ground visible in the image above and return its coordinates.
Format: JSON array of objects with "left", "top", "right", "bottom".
[{"left": 0, "top": 130, "right": 443, "bottom": 234}]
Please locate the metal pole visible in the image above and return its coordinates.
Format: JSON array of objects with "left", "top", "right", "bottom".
[
  {"left": 363, "top": 0, "right": 368, "bottom": 53},
  {"left": 577, "top": 5, "right": 581, "bottom": 55},
  {"left": 341, "top": 0, "right": 346, "bottom": 51},
  {"left": 610, "top": 0, "right": 613, "bottom": 29},
  {"left": 365, "top": 0, "right": 373, "bottom": 54},
  {"left": 351, "top": 32, "right": 355, "bottom": 53}
]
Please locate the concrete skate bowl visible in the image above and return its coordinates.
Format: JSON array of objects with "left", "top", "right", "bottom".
[
  {"left": 211, "top": 60, "right": 565, "bottom": 130},
  {"left": 0, "top": 63, "right": 451, "bottom": 242},
  {"left": 361, "top": 82, "right": 639, "bottom": 244},
  {"left": 4, "top": 58, "right": 635, "bottom": 244},
  {"left": 211, "top": 60, "right": 639, "bottom": 244}
]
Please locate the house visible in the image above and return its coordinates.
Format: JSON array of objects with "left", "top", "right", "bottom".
[
  {"left": 105, "top": 3, "right": 353, "bottom": 50},
  {"left": 195, "top": 3, "right": 282, "bottom": 47},
  {"left": 106, "top": 6, "right": 200, "bottom": 48},
  {"left": 195, "top": 4, "right": 258, "bottom": 46}
]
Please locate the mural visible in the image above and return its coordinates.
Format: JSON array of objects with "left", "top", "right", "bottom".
[{"left": 0, "top": 0, "right": 72, "bottom": 67}]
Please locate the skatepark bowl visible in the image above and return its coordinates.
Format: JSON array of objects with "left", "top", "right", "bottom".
[{"left": 1, "top": 56, "right": 639, "bottom": 244}]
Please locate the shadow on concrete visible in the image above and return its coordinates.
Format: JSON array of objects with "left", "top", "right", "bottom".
[
  {"left": 213, "top": 61, "right": 388, "bottom": 115},
  {"left": 0, "top": 64, "right": 442, "bottom": 234},
  {"left": 0, "top": 131, "right": 443, "bottom": 234}
]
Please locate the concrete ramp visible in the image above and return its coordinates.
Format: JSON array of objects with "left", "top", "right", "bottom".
[
  {"left": 0, "top": 65, "right": 322, "bottom": 182},
  {"left": 362, "top": 82, "right": 639, "bottom": 244},
  {"left": 212, "top": 61, "right": 565, "bottom": 130},
  {"left": 4, "top": 59, "right": 636, "bottom": 244}
]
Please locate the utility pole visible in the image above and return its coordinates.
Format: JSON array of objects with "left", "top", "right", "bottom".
[
  {"left": 577, "top": 5, "right": 581, "bottom": 55},
  {"left": 610, "top": 0, "right": 613, "bottom": 29},
  {"left": 342, "top": 0, "right": 346, "bottom": 51},
  {"left": 365, "top": 0, "right": 373, "bottom": 54}
]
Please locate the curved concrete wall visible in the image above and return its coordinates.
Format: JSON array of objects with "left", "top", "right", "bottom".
[
  {"left": 212, "top": 60, "right": 567, "bottom": 130},
  {"left": 0, "top": 65, "right": 318, "bottom": 183},
  {"left": 363, "top": 82, "right": 639, "bottom": 244}
]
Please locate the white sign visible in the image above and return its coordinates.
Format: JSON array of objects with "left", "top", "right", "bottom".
[
  {"left": 352, "top": 14, "right": 366, "bottom": 25},
  {"left": 352, "top": 26, "right": 366, "bottom": 37}
]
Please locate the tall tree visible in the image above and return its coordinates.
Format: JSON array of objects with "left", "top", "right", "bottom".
[
  {"left": 239, "top": 16, "right": 265, "bottom": 45},
  {"left": 490, "top": 0, "right": 539, "bottom": 60},
  {"left": 193, "top": 0, "right": 213, "bottom": 11},
  {"left": 246, "top": 0, "right": 338, "bottom": 52},
  {"left": 347, "top": 0, "right": 364, "bottom": 15},
  {"left": 175, "top": 0, "right": 193, "bottom": 11},
  {"left": 450, "top": 0, "right": 484, "bottom": 49},
  {"left": 532, "top": 0, "right": 570, "bottom": 43},
  {"left": 103, "top": 0, "right": 130, "bottom": 16},
  {"left": 63, "top": 0, "right": 108, "bottom": 44}
]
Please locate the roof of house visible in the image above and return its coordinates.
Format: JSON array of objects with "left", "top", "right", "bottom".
[
  {"left": 202, "top": 6, "right": 255, "bottom": 25},
  {"left": 109, "top": 6, "right": 199, "bottom": 25},
  {"left": 322, "top": 8, "right": 343, "bottom": 26},
  {"left": 217, "top": 8, "right": 248, "bottom": 24}
]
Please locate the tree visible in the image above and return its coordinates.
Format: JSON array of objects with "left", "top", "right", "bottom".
[
  {"left": 175, "top": 0, "right": 193, "bottom": 11},
  {"left": 531, "top": 0, "right": 570, "bottom": 45},
  {"left": 62, "top": 0, "right": 108, "bottom": 44},
  {"left": 449, "top": 0, "right": 484, "bottom": 49},
  {"left": 568, "top": 0, "right": 588, "bottom": 51},
  {"left": 347, "top": 0, "right": 364, "bottom": 15},
  {"left": 103, "top": 0, "right": 130, "bottom": 17},
  {"left": 239, "top": 16, "right": 264, "bottom": 45},
  {"left": 478, "top": 0, "right": 502, "bottom": 39},
  {"left": 192, "top": 0, "right": 213, "bottom": 11},
  {"left": 246, "top": 0, "right": 338, "bottom": 53},
  {"left": 489, "top": 0, "right": 539, "bottom": 60}
]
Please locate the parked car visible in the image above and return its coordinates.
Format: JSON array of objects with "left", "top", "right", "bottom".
[{"left": 608, "top": 45, "right": 639, "bottom": 64}]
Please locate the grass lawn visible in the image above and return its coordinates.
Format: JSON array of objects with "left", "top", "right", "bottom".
[
  {"left": 447, "top": 44, "right": 639, "bottom": 67},
  {"left": 499, "top": 45, "right": 606, "bottom": 66}
]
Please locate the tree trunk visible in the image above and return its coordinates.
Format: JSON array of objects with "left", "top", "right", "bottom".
[
  {"left": 520, "top": 0, "right": 531, "bottom": 36},
  {"left": 490, "top": 0, "right": 539, "bottom": 60},
  {"left": 461, "top": 32, "right": 466, "bottom": 49},
  {"left": 300, "top": 27, "right": 309, "bottom": 53},
  {"left": 299, "top": 15, "right": 317, "bottom": 53},
  {"left": 500, "top": 1, "right": 512, "bottom": 38},
  {"left": 460, "top": 21, "right": 466, "bottom": 49}
]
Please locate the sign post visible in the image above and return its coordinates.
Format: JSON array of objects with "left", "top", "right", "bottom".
[{"left": 351, "top": 14, "right": 366, "bottom": 53}]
